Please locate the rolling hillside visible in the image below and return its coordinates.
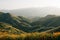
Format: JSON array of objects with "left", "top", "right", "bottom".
[
  {"left": 0, "top": 22, "right": 25, "bottom": 34},
  {"left": 31, "top": 15, "right": 60, "bottom": 32},
  {"left": 0, "top": 12, "right": 32, "bottom": 32},
  {"left": 0, "top": 12, "right": 60, "bottom": 33}
]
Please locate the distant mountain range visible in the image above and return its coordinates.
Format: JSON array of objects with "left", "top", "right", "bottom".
[{"left": 1, "top": 7, "right": 60, "bottom": 17}]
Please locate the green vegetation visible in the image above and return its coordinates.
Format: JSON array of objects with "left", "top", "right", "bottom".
[
  {"left": 0, "top": 22, "right": 25, "bottom": 34},
  {"left": 0, "top": 12, "right": 60, "bottom": 40},
  {"left": 1, "top": 12, "right": 60, "bottom": 33},
  {"left": 0, "top": 12, "right": 32, "bottom": 32}
]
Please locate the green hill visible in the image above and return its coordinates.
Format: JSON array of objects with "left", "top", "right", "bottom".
[
  {"left": 0, "top": 12, "right": 32, "bottom": 32},
  {"left": 0, "top": 22, "right": 25, "bottom": 34},
  {"left": 31, "top": 15, "right": 60, "bottom": 32}
]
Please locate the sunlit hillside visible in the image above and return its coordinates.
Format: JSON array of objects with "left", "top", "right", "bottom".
[{"left": 0, "top": 32, "right": 60, "bottom": 40}]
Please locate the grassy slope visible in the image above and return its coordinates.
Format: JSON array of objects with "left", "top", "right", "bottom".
[
  {"left": 0, "top": 32, "right": 60, "bottom": 40},
  {"left": 0, "top": 22, "right": 25, "bottom": 34}
]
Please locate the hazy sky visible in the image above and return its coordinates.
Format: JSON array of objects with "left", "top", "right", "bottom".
[{"left": 0, "top": 0, "right": 60, "bottom": 10}]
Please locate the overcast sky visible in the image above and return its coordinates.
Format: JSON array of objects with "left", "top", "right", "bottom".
[{"left": 0, "top": 0, "right": 60, "bottom": 10}]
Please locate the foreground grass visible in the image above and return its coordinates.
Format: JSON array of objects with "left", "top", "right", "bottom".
[{"left": 0, "top": 32, "right": 60, "bottom": 40}]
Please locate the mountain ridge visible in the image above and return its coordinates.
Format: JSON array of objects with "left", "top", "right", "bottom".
[{"left": 1, "top": 7, "right": 60, "bottom": 17}]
